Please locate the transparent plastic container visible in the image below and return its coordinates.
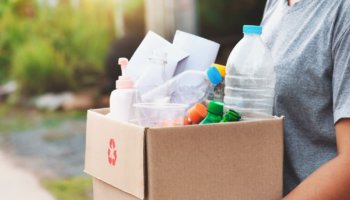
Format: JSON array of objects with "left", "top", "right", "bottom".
[
  {"left": 141, "top": 66, "right": 222, "bottom": 107},
  {"left": 224, "top": 25, "right": 275, "bottom": 120},
  {"left": 132, "top": 103, "right": 188, "bottom": 127}
]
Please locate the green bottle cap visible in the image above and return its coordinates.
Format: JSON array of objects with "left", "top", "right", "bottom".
[
  {"left": 207, "top": 100, "right": 224, "bottom": 116},
  {"left": 221, "top": 109, "right": 241, "bottom": 122}
]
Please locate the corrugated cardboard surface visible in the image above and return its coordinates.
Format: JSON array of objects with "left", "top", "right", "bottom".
[
  {"left": 146, "top": 119, "right": 283, "bottom": 200},
  {"left": 86, "top": 109, "right": 284, "bottom": 200},
  {"left": 93, "top": 178, "right": 140, "bottom": 200},
  {"left": 85, "top": 109, "right": 146, "bottom": 199}
]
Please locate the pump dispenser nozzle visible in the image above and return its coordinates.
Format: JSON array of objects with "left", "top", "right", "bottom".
[
  {"left": 116, "top": 58, "right": 134, "bottom": 89},
  {"left": 119, "top": 58, "right": 129, "bottom": 73}
]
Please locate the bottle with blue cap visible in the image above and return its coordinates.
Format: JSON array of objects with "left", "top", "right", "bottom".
[
  {"left": 224, "top": 25, "right": 276, "bottom": 120},
  {"left": 142, "top": 66, "right": 223, "bottom": 107},
  {"left": 203, "top": 63, "right": 226, "bottom": 105}
]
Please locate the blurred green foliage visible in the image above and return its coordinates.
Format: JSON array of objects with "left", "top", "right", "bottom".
[
  {"left": 0, "top": 102, "right": 85, "bottom": 134},
  {"left": 0, "top": 0, "right": 13, "bottom": 17},
  {"left": 122, "top": 0, "right": 143, "bottom": 12},
  {"left": 198, "top": 0, "right": 266, "bottom": 37},
  {"left": 42, "top": 177, "right": 92, "bottom": 200},
  {"left": 0, "top": 0, "right": 266, "bottom": 94},
  {"left": 0, "top": 0, "right": 115, "bottom": 94},
  {"left": 12, "top": 39, "right": 73, "bottom": 94}
]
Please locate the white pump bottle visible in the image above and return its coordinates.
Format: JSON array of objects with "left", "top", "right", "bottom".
[{"left": 107, "top": 58, "right": 138, "bottom": 122}]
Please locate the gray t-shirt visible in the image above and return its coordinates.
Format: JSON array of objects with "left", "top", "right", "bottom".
[{"left": 261, "top": 0, "right": 350, "bottom": 195}]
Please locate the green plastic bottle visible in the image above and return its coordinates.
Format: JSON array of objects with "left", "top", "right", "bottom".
[
  {"left": 221, "top": 109, "right": 241, "bottom": 123},
  {"left": 200, "top": 100, "right": 224, "bottom": 124}
]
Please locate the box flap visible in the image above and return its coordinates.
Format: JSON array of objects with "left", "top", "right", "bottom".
[
  {"left": 85, "top": 109, "right": 145, "bottom": 199},
  {"left": 146, "top": 118, "right": 284, "bottom": 200},
  {"left": 93, "top": 178, "right": 140, "bottom": 200}
]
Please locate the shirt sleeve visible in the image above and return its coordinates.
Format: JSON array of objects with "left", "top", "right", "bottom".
[{"left": 332, "top": 26, "right": 350, "bottom": 124}]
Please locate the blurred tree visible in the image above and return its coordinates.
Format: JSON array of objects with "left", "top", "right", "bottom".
[
  {"left": 196, "top": 0, "right": 266, "bottom": 64},
  {"left": 144, "top": 0, "right": 196, "bottom": 39},
  {"left": 33, "top": 4, "right": 114, "bottom": 89},
  {"left": 12, "top": 39, "right": 73, "bottom": 95},
  {"left": 0, "top": 0, "right": 12, "bottom": 17},
  {"left": 103, "top": 0, "right": 145, "bottom": 94},
  {"left": 0, "top": 0, "right": 36, "bottom": 83},
  {"left": 121, "top": 0, "right": 145, "bottom": 36},
  {"left": 198, "top": 0, "right": 265, "bottom": 37},
  {"left": 11, "top": 0, "right": 36, "bottom": 18},
  {"left": 0, "top": 0, "right": 115, "bottom": 94},
  {"left": 175, "top": 0, "right": 197, "bottom": 34}
]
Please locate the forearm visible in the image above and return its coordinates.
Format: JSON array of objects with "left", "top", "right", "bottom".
[
  {"left": 285, "top": 119, "right": 350, "bottom": 200},
  {"left": 284, "top": 155, "right": 350, "bottom": 200}
]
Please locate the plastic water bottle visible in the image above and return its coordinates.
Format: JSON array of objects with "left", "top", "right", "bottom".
[
  {"left": 224, "top": 25, "right": 275, "bottom": 120},
  {"left": 107, "top": 58, "right": 140, "bottom": 122},
  {"left": 142, "top": 66, "right": 223, "bottom": 107},
  {"left": 204, "top": 64, "right": 226, "bottom": 105}
]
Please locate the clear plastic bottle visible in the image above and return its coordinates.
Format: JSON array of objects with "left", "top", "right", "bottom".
[
  {"left": 204, "top": 64, "right": 226, "bottom": 105},
  {"left": 134, "top": 50, "right": 167, "bottom": 95},
  {"left": 225, "top": 25, "right": 275, "bottom": 120},
  {"left": 142, "top": 66, "right": 223, "bottom": 107}
]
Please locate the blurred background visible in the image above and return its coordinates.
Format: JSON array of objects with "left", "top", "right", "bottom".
[{"left": 0, "top": 0, "right": 264, "bottom": 199}]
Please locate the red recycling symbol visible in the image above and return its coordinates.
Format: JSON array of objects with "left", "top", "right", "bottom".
[{"left": 107, "top": 138, "right": 117, "bottom": 166}]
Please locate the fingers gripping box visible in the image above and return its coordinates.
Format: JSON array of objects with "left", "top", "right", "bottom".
[{"left": 85, "top": 108, "right": 284, "bottom": 200}]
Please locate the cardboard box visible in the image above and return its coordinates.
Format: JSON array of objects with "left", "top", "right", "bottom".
[{"left": 85, "top": 108, "right": 284, "bottom": 200}]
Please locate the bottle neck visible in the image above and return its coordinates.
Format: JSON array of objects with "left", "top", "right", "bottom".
[
  {"left": 243, "top": 33, "right": 261, "bottom": 38},
  {"left": 149, "top": 58, "right": 167, "bottom": 82},
  {"left": 208, "top": 110, "right": 221, "bottom": 116},
  {"left": 116, "top": 76, "right": 134, "bottom": 89},
  {"left": 150, "top": 57, "right": 167, "bottom": 65}
]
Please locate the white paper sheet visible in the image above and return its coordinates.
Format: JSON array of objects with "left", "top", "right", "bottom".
[
  {"left": 173, "top": 30, "right": 220, "bottom": 75},
  {"left": 126, "top": 31, "right": 189, "bottom": 81}
]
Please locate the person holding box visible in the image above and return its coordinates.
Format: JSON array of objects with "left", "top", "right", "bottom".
[{"left": 261, "top": 0, "right": 350, "bottom": 199}]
